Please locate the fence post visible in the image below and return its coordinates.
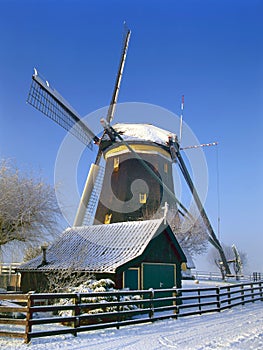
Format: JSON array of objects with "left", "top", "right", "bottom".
[
  {"left": 240, "top": 284, "right": 245, "bottom": 305},
  {"left": 173, "top": 288, "right": 178, "bottom": 318},
  {"left": 197, "top": 289, "right": 202, "bottom": 315},
  {"left": 24, "top": 292, "right": 34, "bottom": 344},
  {"left": 73, "top": 293, "right": 80, "bottom": 337},
  {"left": 116, "top": 290, "right": 121, "bottom": 330},
  {"left": 216, "top": 286, "right": 221, "bottom": 312},
  {"left": 259, "top": 281, "right": 263, "bottom": 301},
  {"left": 251, "top": 283, "right": 255, "bottom": 303},
  {"left": 8, "top": 265, "right": 12, "bottom": 286},
  {"left": 227, "top": 286, "right": 231, "bottom": 307},
  {"left": 149, "top": 288, "right": 154, "bottom": 320}
]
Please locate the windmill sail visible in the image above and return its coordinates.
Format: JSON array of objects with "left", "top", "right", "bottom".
[
  {"left": 106, "top": 28, "right": 131, "bottom": 123},
  {"left": 74, "top": 28, "right": 131, "bottom": 226},
  {"left": 169, "top": 138, "right": 231, "bottom": 275},
  {"left": 82, "top": 165, "right": 105, "bottom": 225},
  {"left": 93, "top": 27, "right": 131, "bottom": 167},
  {"left": 27, "top": 71, "right": 98, "bottom": 149},
  {"left": 74, "top": 163, "right": 105, "bottom": 226},
  {"left": 232, "top": 244, "right": 243, "bottom": 276}
]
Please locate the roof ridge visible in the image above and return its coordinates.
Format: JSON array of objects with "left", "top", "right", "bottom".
[{"left": 71, "top": 218, "right": 163, "bottom": 232}]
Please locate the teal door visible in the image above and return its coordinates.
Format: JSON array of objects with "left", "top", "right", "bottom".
[
  {"left": 142, "top": 263, "right": 175, "bottom": 289},
  {"left": 142, "top": 263, "right": 176, "bottom": 306},
  {"left": 124, "top": 268, "right": 139, "bottom": 290}
]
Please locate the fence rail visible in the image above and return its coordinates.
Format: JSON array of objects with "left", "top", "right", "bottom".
[
  {"left": 192, "top": 270, "right": 262, "bottom": 282},
  {"left": 0, "top": 293, "right": 28, "bottom": 340},
  {"left": 0, "top": 281, "right": 262, "bottom": 343},
  {"left": 0, "top": 263, "right": 21, "bottom": 291},
  {"left": 0, "top": 263, "right": 21, "bottom": 275}
]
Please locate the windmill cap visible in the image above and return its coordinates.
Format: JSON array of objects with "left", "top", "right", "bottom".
[{"left": 108, "top": 123, "right": 177, "bottom": 146}]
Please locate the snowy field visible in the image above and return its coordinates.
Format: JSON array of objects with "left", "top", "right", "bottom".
[{"left": 1, "top": 280, "right": 263, "bottom": 350}]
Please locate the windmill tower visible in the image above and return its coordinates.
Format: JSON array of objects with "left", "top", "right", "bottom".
[
  {"left": 26, "top": 26, "right": 231, "bottom": 276},
  {"left": 93, "top": 123, "right": 176, "bottom": 224}
]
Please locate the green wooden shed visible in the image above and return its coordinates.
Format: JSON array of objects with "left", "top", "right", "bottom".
[{"left": 18, "top": 219, "right": 187, "bottom": 293}]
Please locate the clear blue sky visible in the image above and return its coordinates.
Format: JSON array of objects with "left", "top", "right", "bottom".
[{"left": 0, "top": 0, "right": 262, "bottom": 271}]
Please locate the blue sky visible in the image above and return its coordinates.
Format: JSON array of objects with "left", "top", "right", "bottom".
[{"left": 0, "top": 0, "right": 262, "bottom": 271}]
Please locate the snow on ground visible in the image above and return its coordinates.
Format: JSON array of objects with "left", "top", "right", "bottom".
[{"left": 1, "top": 280, "right": 263, "bottom": 350}]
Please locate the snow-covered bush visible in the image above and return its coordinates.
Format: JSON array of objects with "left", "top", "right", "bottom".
[{"left": 58, "top": 278, "right": 141, "bottom": 319}]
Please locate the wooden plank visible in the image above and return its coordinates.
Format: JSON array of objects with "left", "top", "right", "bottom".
[
  {"left": 78, "top": 298, "right": 145, "bottom": 310},
  {"left": 0, "top": 306, "right": 28, "bottom": 313},
  {"left": 30, "top": 304, "right": 76, "bottom": 313},
  {"left": 179, "top": 286, "right": 217, "bottom": 293},
  {"left": 0, "top": 294, "right": 28, "bottom": 301},
  {"left": 31, "top": 293, "right": 75, "bottom": 300},
  {"left": 0, "top": 318, "right": 26, "bottom": 325},
  {"left": 28, "top": 327, "right": 75, "bottom": 339},
  {"left": 0, "top": 331, "right": 25, "bottom": 339},
  {"left": 29, "top": 316, "right": 75, "bottom": 325}
]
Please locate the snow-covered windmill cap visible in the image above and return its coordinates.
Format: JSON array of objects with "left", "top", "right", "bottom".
[{"left": 112, "top": 123, "right": 177, "bottom": 147}]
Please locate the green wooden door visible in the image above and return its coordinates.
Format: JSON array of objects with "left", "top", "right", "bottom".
[
  {"left": 142, "top": 263, "right": 176, "bottom": 306},
  {"left": 142, "top": 263, "right": 175, "bottom": 289},
  {"left": 124, "top": 268, "right": 139, "bottom": 290}
]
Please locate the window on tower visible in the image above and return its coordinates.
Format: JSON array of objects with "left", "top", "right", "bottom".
[
  {"left": 113, "top": 157, "right": 120, "bottom": 172},
  {"left": 139, "top": 193, "right": 147, "bottom": 204},
  {"left": 164, "top": 163, "right": 168, "bottom": 173},
  {"left": 104, "top": 213, "right": 112, "bottom": 224}
]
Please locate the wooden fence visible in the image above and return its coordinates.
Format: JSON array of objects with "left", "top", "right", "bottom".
[
  {"left": 0, "top": 281, "right": 262, "bottom": 343},
  {"left": 0, "top": 263, "right": 21, "bottom": 291},
  {"left": 0, "top": 263, "right": 21, "bottom": 275},
  {"left": 192, "top": 270, "right": 262, "bottom": 282}
]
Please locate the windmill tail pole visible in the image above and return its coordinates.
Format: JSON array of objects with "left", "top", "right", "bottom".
[
  {"left": 172, "top": 140, "right": 231, "bottom": 276},
  {"left": 179, "top": 95, "right": 184, "bottom": 144}
]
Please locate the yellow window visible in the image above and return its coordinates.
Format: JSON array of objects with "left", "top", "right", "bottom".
[
  {"left": 104, "top": 213, "right": 112, "bottom": 224},
  {"left": 164, "top": 163, "right": 168, "bottom": 173},
  {"left": 181, "top": 262, "right": 187, "bottom": 271},
  {"left": 139, "top": 193, "right": 147, "bottom": 204},
  {"left": 113, "top": 157, "right": 119, "bottom": 172}
]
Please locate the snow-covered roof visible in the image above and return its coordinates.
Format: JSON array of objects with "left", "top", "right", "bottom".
[
  {"left": 19, "top": 219, "right": 177, "bottom": 273},
  {"left": 105, "top": 123, "right": 176, "bottom": 147}
]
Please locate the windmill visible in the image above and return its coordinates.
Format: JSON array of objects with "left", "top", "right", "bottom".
[
  {"left": 27, "top": 27, "right": 231, "bottom": 276},
  {"left": 227, "top": 245, "right": 243, "bottom": 279}
]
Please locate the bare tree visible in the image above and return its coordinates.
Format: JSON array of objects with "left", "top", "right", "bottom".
[
  {"left": 44, "top": 252, "right": 95, "bottom": 293},
  {"left": 44, "top": 269, "right": 93, "bottom": 293},
  {"left": 208, "top": 243, "right": 247, "bottom": 279},
  {"left": 23, "top": 246, "right": 43, "bottom": 262},
  {"left": 140, "top": 204, "right": 209, "bottom": 256},
  {"left": 0, "top": 159, "right": 62, "bottom": 256},
  {"left": 168, "top": 209, "right": 209, "bottom": 256}
]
